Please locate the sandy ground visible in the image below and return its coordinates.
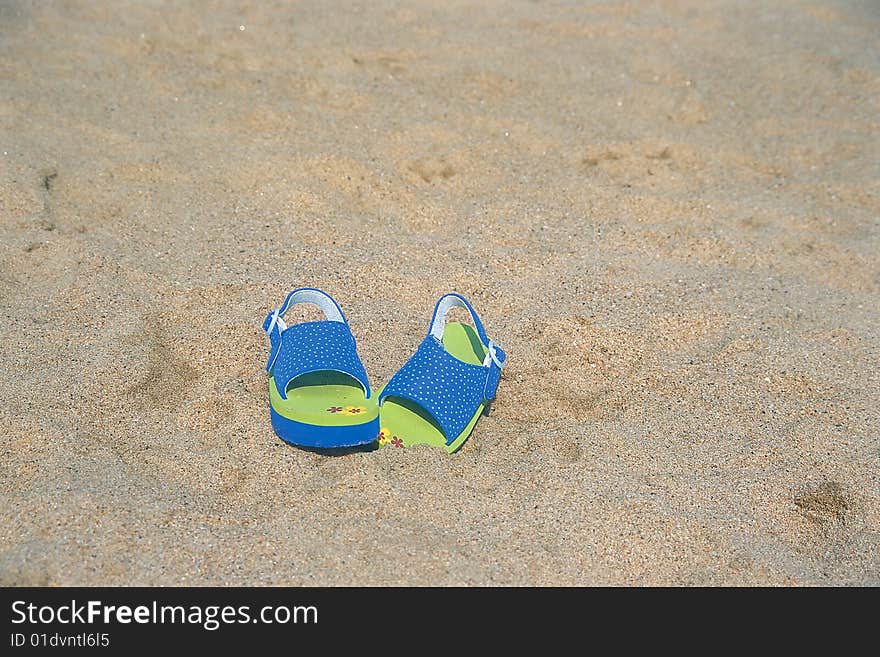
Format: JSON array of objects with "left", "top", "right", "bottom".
[{"left": 1, "top": 0, "right": 878, "bottom": 586}]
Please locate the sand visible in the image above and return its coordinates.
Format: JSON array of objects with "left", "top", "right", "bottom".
[{"left": 1, "top": 0, "right": 878, "bottom": 586}]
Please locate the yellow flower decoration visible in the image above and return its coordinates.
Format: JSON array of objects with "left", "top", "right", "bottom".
[
  {"left": 344, "top": 406, "right": 366, "bottom": 416},
  {"left": 377, "top": 428, "right": 391, "bottom": 445}
]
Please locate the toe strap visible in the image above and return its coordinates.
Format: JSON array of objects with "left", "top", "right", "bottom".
[
  {"left": 263, "top": 288, "right": 370, "bottom": 399},
  {"left": 379, "top": 335, "right": 494, "bottom": 443}
]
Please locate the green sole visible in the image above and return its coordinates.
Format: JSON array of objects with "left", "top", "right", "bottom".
[
  {"left": 269, "top": 371, "right": 378, "bottom": 426},
  {"left": 378, "top": 322, "right": 487, "bottom": 453}
]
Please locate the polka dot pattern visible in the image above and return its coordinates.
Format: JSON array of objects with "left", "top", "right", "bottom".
[
  {"left": 379, "top": 336, "right": 491, "bottom": 441},
  {"left": 268, "top": 320, "right": 370, "bottom": 399}
]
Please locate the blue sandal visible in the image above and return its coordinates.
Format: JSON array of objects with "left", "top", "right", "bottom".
[
  {"left": 262, "top": 288, "right": 379, "bottom": 448},
  {"left": 376, "top": 293, "right": 506, "bottom": 453}
]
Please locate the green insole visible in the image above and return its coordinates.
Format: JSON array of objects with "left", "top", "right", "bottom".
[
  {"left": 378, "top": 322, "right": 487, "bottom": 453},
  {"left": 269, "top": 371, "right": 378, "bottom": 426}
]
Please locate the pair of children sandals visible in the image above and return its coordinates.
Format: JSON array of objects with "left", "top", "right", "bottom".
[{"left": 262, "top": 288, "right": 506, "bottom": 453}]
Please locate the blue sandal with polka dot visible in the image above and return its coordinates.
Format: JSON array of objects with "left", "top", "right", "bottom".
[
  {"left": 262, "top": 288, "right": 379, "bottom": 449},
  {"left": 377, "top": 293, "right": 506, "bottom": 453}
]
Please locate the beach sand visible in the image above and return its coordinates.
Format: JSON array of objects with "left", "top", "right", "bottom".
[{"left": 1, "top": 0, "right": 878, "bottom": 585}]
